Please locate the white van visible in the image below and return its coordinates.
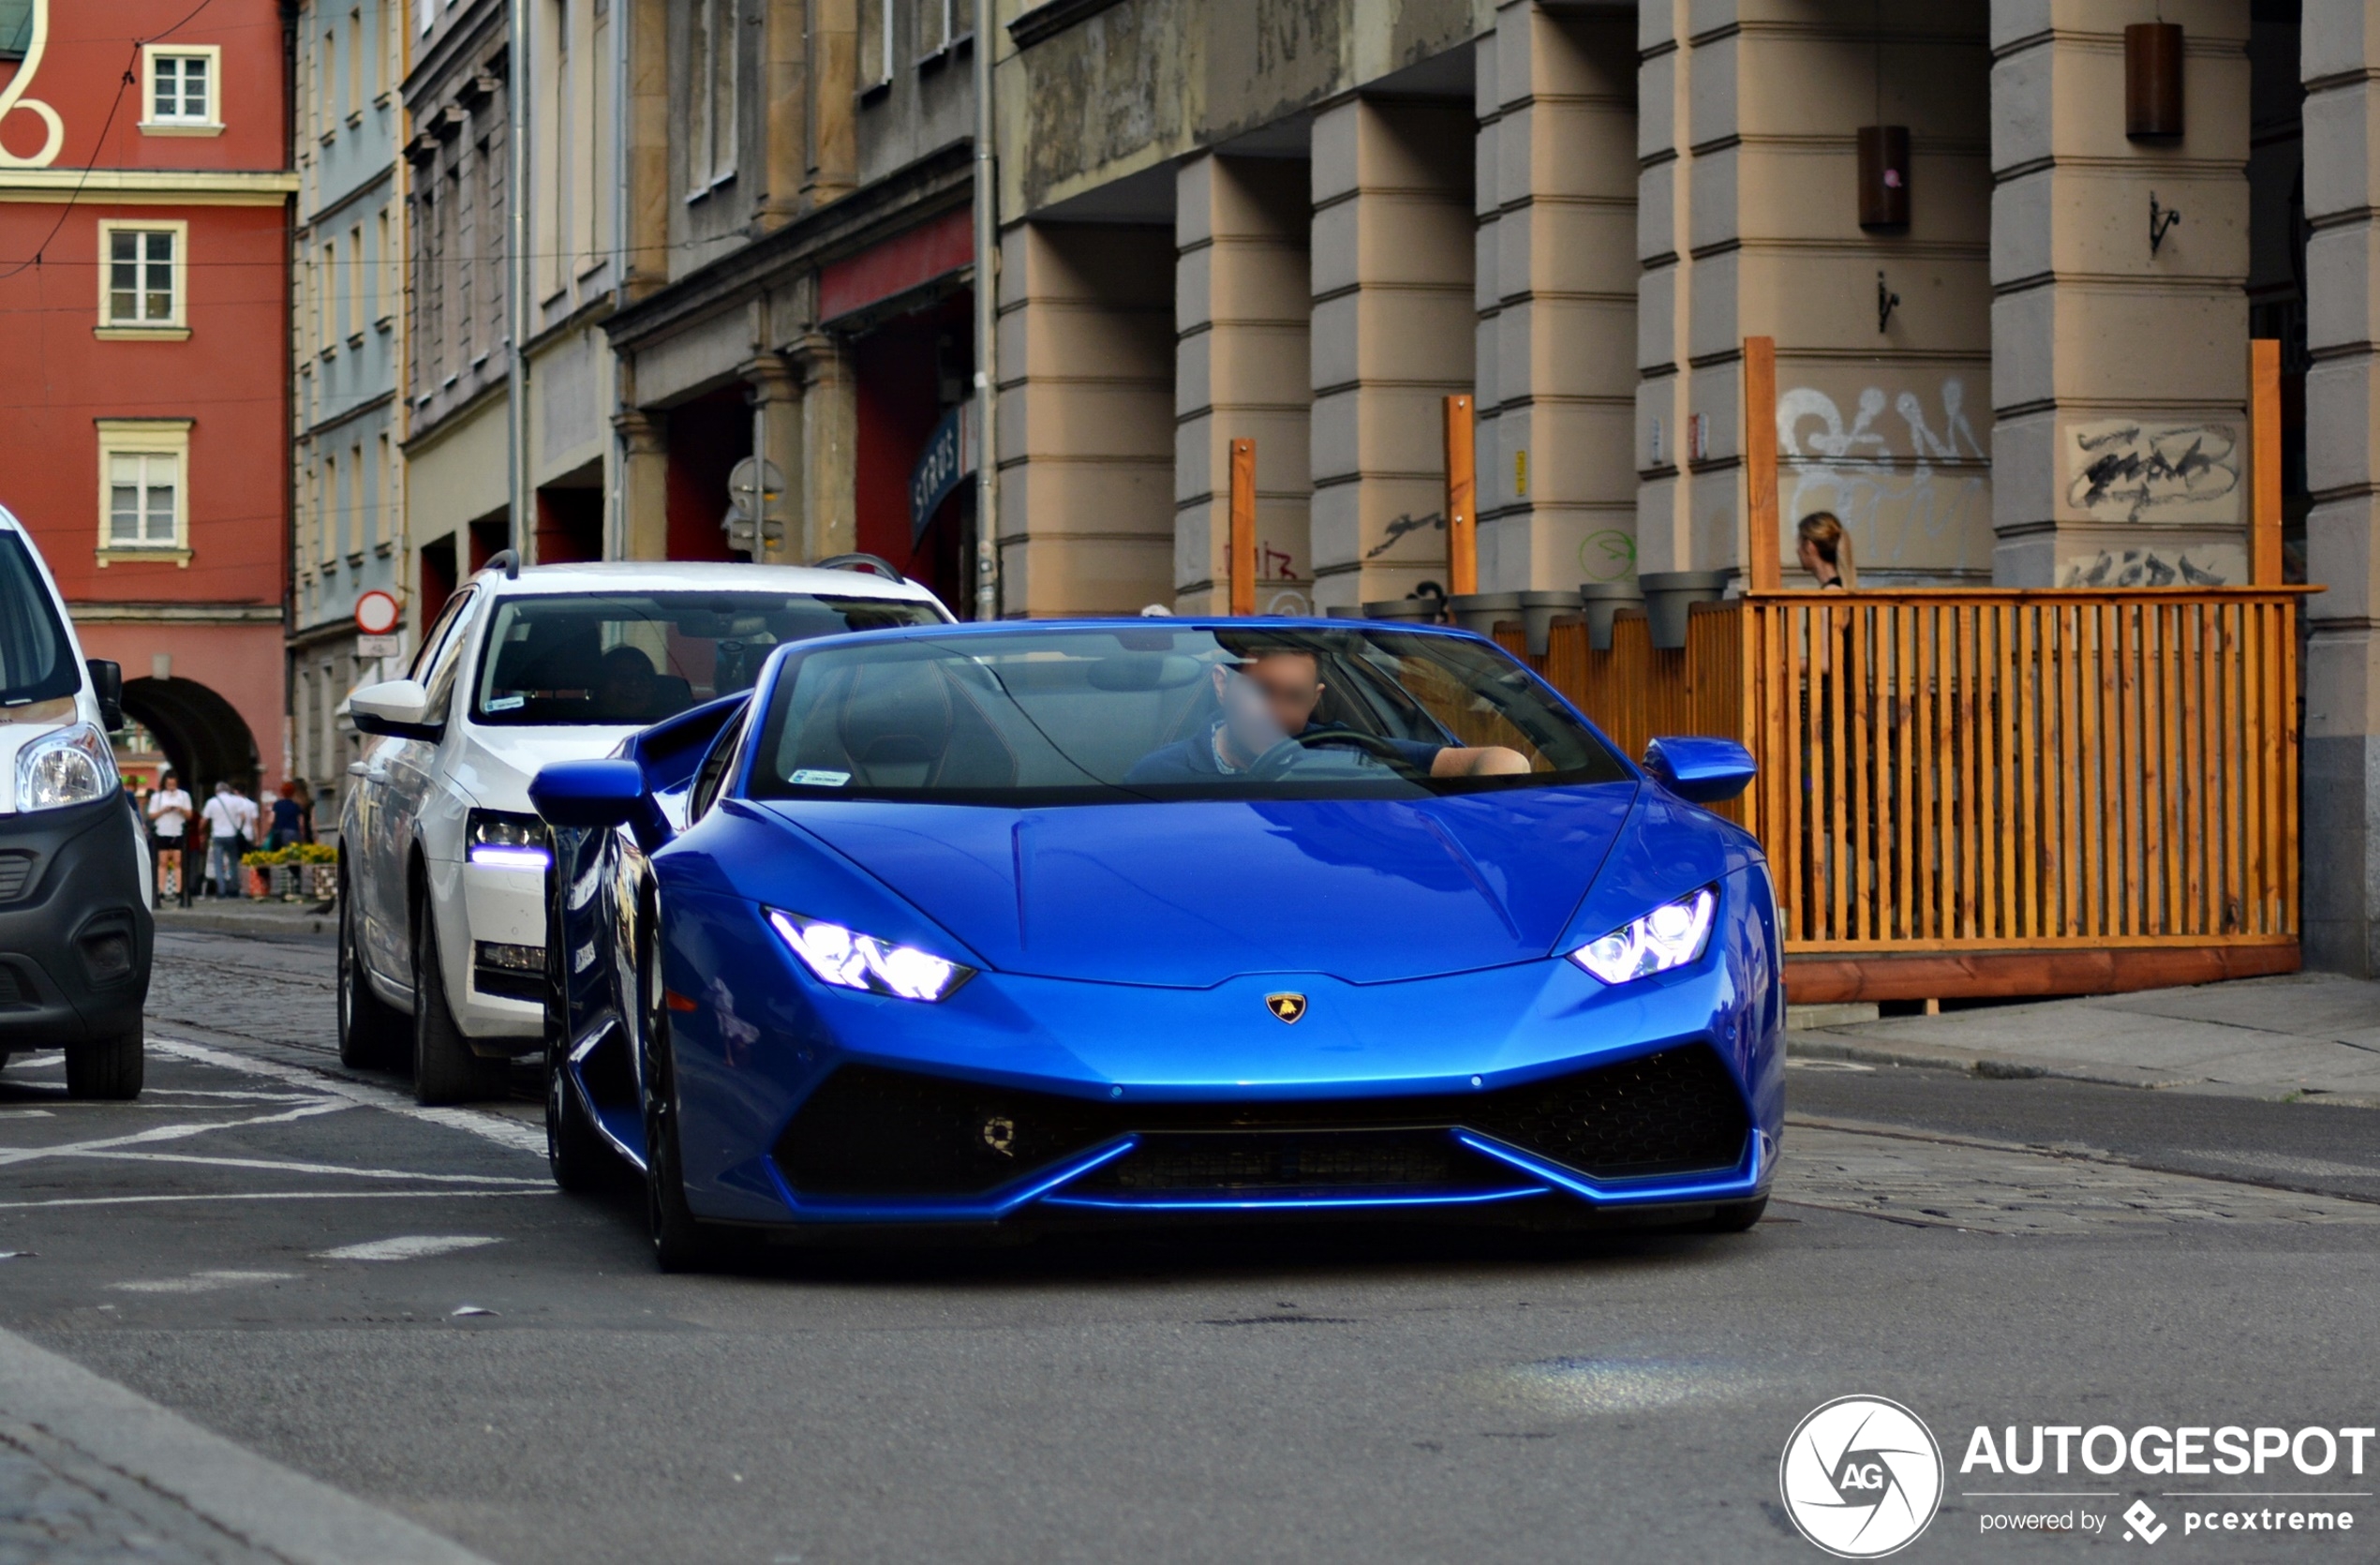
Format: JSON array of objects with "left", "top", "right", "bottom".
[{"left": 0, "top": 503, "right": 150, "bottom": 1097}]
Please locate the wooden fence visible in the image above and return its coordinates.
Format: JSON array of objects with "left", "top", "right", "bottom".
[{"left": 1505, "top": 588, "right": 2307, "bottom": 1002}]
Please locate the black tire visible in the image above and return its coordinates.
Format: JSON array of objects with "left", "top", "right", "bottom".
[
  {"left": 545, "top": 1048, "right": 608, "bottom": 1193},
  {"left": 337, "top": 875, "right": 407, "bottom": 1070},
  {"left": 1703, "top": 1195, "right": 1769, "bottom": 1233},
  {"left": 65, "top": 1025, "right": 143, "bottom": 1100},
  {"left": 411, "top": 902, "right": 508, "bottom": 1106},
  {"left": 634, "top": 910, "right": 731, "bottom": 1272}
]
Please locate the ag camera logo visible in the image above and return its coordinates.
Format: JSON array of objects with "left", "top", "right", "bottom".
[{"left": 1780, "top": 1395, "right": 1945, "bottom": 1558}]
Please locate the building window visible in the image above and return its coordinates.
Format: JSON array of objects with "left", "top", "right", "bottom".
[
  {"left": 858, "top": 0, "right": 892, "bottom": 96},
  {"left": 97, "top": 221, "right": 188, "bottom": 336},
  {"left": 97, "top": 420, "right": 193, "bottom": 561},
  {"left": 142, "top": 48, "right": 221, "bottom": 131},
  {"left": 914, "top": 0, "right": 952, "bottom": 61},
  {"left": 347, "top": 223, "right": 364, "bottom": 340},
  {"left": 689, "top": 0, "right": 738, "bottom": 191}
]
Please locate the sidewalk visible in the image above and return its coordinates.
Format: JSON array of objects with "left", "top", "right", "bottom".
[
  {"left": 1789, "top": 971, "right": 2380, "bottom": 1107},
  {"left": 154, "top": 902, "right": 336, "bottom": 942}
]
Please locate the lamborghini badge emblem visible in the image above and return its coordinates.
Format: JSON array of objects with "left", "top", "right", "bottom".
[{"left": 1265, "top": 991, "right": 1307, "bottom": 1024}]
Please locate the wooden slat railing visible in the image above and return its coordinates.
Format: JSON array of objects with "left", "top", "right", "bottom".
[{"left": 1503, "top": 587, "right": 2306, "bottom": 999}]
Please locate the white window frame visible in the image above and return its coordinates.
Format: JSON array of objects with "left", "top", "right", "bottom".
[
  {"left": 96, "top": 419, "right": 194, "bottom": 566},
  {"left": 95, "top": 219, "right": 189, "bottom": 339},
  {"left": 140, "top": 45, "right": 223, "bottom": 135}
]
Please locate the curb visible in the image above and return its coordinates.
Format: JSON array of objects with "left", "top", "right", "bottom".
[
  {"left": 155, "top": 905, "right": 337, "bottom": 941},
  {"left": 1786, "top": 1033, "right": 2380, "bottom": 1108},
  {"left": 0, "top": 1327, "right": 495, "bottom": 1565}
]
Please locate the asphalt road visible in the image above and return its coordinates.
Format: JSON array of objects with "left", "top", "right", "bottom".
[{"left": 2, "top": 927, "right": 2376, "bottom": 1564}]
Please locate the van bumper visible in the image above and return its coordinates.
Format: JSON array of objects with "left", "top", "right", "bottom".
[{"left": 0, "top": 795, "right": 153, "bottom": 1051}]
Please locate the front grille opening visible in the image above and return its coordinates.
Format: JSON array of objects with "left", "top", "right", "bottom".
[
  {"left": 0, "top": 851, "right": 34, "bottom": 903},
  {"left": 1064, "top": 1130, "right": 1508, "bottom": 1198},
  {"left": 774, "top": 1045, "right": 1750, "bottom": 1201},
  {"left": 0, "top": 965, "right": 25, "bottom": 1008}
]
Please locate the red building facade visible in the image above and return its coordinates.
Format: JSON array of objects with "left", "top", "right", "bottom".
[{"left": 0, "top": 0, "right": 292, "bottom": 793}]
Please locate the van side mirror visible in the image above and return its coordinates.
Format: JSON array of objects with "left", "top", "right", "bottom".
[
  {"left": 350, "top": 678, "right": 443, "bottom": 741},
  {"left": 1644, "top": 736, "right": 1757, "bottom": 804},
  {"left": 85, "top": 660, "right": 124, "bottom": 732},
  {"left": 530, "top": 758, "right": 671, "bottom": 852}
]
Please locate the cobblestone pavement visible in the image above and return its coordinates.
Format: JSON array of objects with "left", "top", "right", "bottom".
[{"left": 0, "top": 1421, "right": 275, "bottom": 1565}]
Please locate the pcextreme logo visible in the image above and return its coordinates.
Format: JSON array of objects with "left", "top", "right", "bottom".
[{"left": 1779, "top": 1395, "right": 1945, "bottom": 1558}]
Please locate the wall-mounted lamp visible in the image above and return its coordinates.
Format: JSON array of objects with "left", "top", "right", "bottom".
[
  {"left": 2149, "top": 192, "right": 2181, "bottom": 256},
  {"left": 1877, "top": 272, "right": 1901, "bottom": 334},
  {"left": 2126, "top": 23, "right": 2184, "bottom": 140},
  {"left": 1857, "top": 125, "right": 1911, "bottom": 231}
]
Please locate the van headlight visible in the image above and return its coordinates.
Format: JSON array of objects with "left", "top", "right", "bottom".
[{"left": 15, "top": 723, "right": 117, "bottom": 812}]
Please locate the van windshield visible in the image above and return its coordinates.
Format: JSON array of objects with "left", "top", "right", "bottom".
[
  {"left": 748, "top": 624, "right": 1629, "bottom": 804},
  {"left": 0, "top": 533, "right": 80, "bottom": 712},
  {"left": 472, "top": 590, "right": 946, "bottom": 726}
]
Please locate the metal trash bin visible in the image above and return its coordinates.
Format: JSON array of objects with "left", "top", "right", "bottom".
[
  {"left": 1576, "top": 582, "right": 1646, "bottom": 652},
  {"left": 1638, "top": 570, "right": 1731, "bottom": 650}
]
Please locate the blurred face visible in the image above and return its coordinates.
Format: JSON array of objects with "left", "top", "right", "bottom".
[
  {"left": 598, "top": 656, "right": 656, "bottom": 718},
  {"left": 1214, "top": 650, "right": 1324, "bottom": 758}
]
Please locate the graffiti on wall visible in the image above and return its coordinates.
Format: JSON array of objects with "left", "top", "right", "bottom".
[
  {"left": 2059, "top": 544, "right": 2243, "bottom": 588},
  {"left": 0, "top": 0, "right": 62, "bottom": 168},
  {"left": 1776, "top": 379, "right": 1992, "bottom": 575},
  {"left": 2064, "top": 419, "right": 2240, "bottom": 525}
]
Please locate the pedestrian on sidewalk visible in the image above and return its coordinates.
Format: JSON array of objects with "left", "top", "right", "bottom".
[
  {"left": 266, "top": 782, "right": 305, "bottom": 851},
  {"left": 200, "top": 781, "right": 255, "bottom": 899},
  {"left": 147, "top": 769, "right": 193, "bottom": 906}
]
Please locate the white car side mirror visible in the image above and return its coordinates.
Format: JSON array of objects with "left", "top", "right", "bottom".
[{"left": 350, "top": 678, "right": 439, "bottom": 739}]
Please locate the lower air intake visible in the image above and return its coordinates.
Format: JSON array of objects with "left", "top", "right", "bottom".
[{"left": 774, "top": 1045, "right": 1750, "bottom": 1201}]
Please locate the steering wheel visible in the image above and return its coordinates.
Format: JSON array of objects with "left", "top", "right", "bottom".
[{"left": 1247, "top": 728, "right": 1411, "bottom": 779}]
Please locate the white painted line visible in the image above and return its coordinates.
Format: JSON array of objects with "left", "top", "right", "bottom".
[
  {"left": 0, "top": 1109, "right": 54, "bottom": 1119},
  {"left": 67, "top": 1151, "right": 548, "bottom": 1186},
  {"left": 151, "top": 1038, "right": 547, "bottom": 1157},
  {"left": 111, "top": 1270, "right": 296, "bottom": 1295},
  {"left": 315, "top": 1235, "right": 502, "bottom": 1261},
  {"left": 0, "top": 1190, "right": 552, "bottom": 1212},
  {"left": 0, "top": 1324, "right": 498, "bottom": 1565},
  {"left": 0, "top": 1102, "right": 350, "bottom": 1169}
]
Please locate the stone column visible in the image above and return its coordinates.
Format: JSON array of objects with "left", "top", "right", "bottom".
[
  {"left": 1476, "top": 2, "right": 1637, "bottom": 592},
  {"left": 757, "top": 0, "right": 809, "bottom": 231},
  {"left": 1174, "top": 152, "right": 1312, "bottom": 615},
  {"left": 1308, "top": 96, "right": 1476, "bottom": 610},
  {"left": 743, "top": 352, "right": 803, "bottom": 562},
  {"left": 994, "top": 221, "right": 1176, "bottom": 616},
  {"left": 1640, "top": 2, "right": 1994, "bottom": 585},
  {"left": 790, "top": 331, "right": 857, "bottom": 561},
  {"left": 1990, "top": 1, "right": 2253, "bottom": 587},
  {"left": 615, "top": 406, "right": 669, "bottom": 560},
  {"left": 2302, "top": 5, "right": 2380, "bottom": 975},
  {"left": 808, "top": 0, "right": 857, "bottom": 207}
]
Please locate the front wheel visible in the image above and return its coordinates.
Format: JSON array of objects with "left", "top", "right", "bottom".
[
  {"left": 64, "top": 1024, "right": 142, "bottom": 1100},
  {"left": 337, "top": 878, "right": 407, "bottom": 1069},
  {"left": 634, "top": 914, "right": 733, "bottom": 1272},
  {"left": 545, "top": 1051, "right": 608, "bottom": 1193},
  {"left": 411, "top": 903, "right": 508, "bottom": 1106}
]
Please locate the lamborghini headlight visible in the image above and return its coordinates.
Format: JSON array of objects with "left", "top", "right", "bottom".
[
  {"left": 766, "top": 908, "right": 974, "bottom": 1002},
  {"left": 14, "top": 723, "right": 116, "bottom": 812},
  {"left": 1566, "top": 885, "right": 1718, "bottom": 986}
]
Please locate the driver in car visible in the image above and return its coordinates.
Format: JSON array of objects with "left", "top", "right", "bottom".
[
  {"left": 593, "top": 644, "right": 662, "bottom": 722},
  {"left": 1125, "top": 643, "right": 1529, "bottom": 783}
]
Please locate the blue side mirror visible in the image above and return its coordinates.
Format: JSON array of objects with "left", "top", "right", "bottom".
[
  {"left": 1644, "top": 736, "right": 1757, "bottom": 804},
  {"left": 530, "top": 758, "right": 669, "bottom": 850}
]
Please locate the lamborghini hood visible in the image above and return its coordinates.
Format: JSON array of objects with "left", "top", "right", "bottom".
[{"left": 762, "top": 784, "right": 1638, "bottom": 988}]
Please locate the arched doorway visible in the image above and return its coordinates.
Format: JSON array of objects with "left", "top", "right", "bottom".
[{"left": 121, "top": 676, "right": 260, "bottom": 796}]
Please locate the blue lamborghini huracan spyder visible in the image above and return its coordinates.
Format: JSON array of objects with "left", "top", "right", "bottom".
[{"left": 528, "top": 619, "right": 1782, "bottom": 1269}]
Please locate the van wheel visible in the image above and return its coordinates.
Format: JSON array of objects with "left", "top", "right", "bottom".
[
  {"left": 337, "top": 882, "right": 407, "bottom": 1069},
  {"left": 411, "top": 905, "right": 508, "bottom": 1105},
  {"left": 65, "top": 1024, "right": 143, "bottom": 1100}
]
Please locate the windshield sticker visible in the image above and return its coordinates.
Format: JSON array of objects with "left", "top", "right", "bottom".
[
  {"left": 485, "top": 694, "right": 527, "bottom": 711},
  {"left": 788, "top": 768, "right": 852, "bottom": 788}
]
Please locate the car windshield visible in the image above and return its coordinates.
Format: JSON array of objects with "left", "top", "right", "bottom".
[
  {"left": 0, "top": 532, "right": 80, "bottom": 714},
  {"left": 473, "top": 590, "right": 945, "bottom": 727},
  {"left": 748, "top": 625, "right": 1629, "bottom": 804}
]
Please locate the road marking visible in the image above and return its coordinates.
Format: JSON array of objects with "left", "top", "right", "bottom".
[
  {"left": 0, "top": 1190, "right": 552, "bottom": 1211},
  {"left": 0, "top": 1109, "right": 54, "bottom": 1119},
  {"left": 152, "top": 1038, "right": 547, "bottom": 1156},
  {"left": 0, "top": 1101, "right": 350, "bottom": 1168},
  {"left": 111, "top": 1270, "right": 296, "bottom": 1294},
  {"left": 66, "top": 1151, "right": 547, "bottom": 1185},
  {"left": 316, "top": 1235, "right": 503, "bottom": 1261}
]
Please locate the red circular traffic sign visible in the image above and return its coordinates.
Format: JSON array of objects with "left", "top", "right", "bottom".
[{"left": 354, "top": 589, "right": 401, "bottom": 635}]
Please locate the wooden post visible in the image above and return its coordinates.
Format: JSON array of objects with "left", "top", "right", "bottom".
[
  {"left": 1745, "top": 335, "right": 1780, "bottom": 591},
  {"left": 1444, "top": 394, "right": 1476, "bottom": 595},
  {"left": 1228, "top": 437, "right": 1257, "bottom": 616},
  {"left": 2250, "top": 337, "right": 2283, "bottom": 587}
]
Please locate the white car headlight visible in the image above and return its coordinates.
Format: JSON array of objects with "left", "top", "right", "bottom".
[
  {"left": 767, "top": 908, "right": 974, "bottom": 1003},
  {"left": 15, "top": 723, "right": 117, "bottom": 812},
  {"left": 1566, "top": 885, "right": 1718, "bottom": 986}
]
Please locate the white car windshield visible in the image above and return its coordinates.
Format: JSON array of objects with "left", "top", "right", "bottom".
[
  {"left": 0, "top": 533, "right": 80, "bottom": 712},
  {"left": 472, "top": 590, "right": 945, "bottom": 727},
  {"left": 748, "top": 625, "right": 1629, "bottom": 804}
]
